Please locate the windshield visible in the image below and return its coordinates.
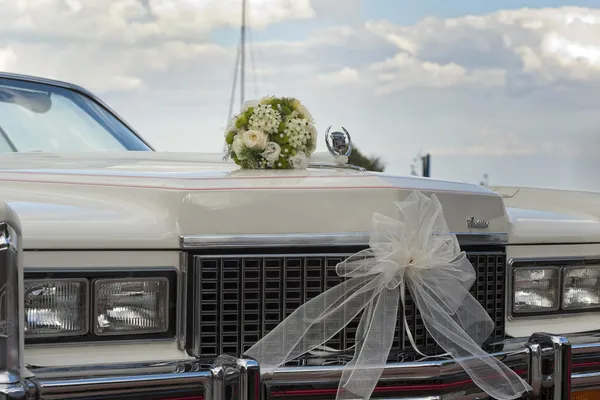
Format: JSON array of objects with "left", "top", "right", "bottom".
[{"left": 0, "top": 77, "right": 151, "bottom": 152}]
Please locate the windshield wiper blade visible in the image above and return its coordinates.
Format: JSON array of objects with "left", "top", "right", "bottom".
[{"left": 0, "top": 122, "right": 17, "bottom": 152}]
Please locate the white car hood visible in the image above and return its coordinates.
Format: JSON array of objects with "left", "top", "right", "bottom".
[
  {"left": 0, "top": 152, "right": 507, "bottom": 250},
  {"left": 492, "top": 186, "right": 600, "bottom": 244}
]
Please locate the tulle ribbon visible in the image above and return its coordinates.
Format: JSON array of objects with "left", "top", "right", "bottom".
[{"left": 244, "top": 191, "right": 532, "bottom": 400}]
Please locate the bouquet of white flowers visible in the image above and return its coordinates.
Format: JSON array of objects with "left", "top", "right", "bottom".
[{"left": 224, "top": 96, "right": 317, "bottom": 169}]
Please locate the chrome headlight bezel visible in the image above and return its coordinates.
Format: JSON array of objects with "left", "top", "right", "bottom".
[
  {"left": 510, "top": 258, "right": 600, "bottom": 318},
  {"left": 24, "top": 268, "right": 177, "bottom": 345},
  {"left": 511, "top": 266, "right": 561, "bottom": 315},
  {"left": 24, "top": 277, "right": 90, "bottom": 338},
  {"left": 562, "top": 265, "right": 600, "bottom": 310},
  {"left": 93, "top": 276, "right": 171, "bottom": 336}
]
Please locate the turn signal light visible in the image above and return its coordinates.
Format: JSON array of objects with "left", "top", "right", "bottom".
[
  {"left": 160, "top": 397, "right": 204, "bottom": 400},
  {"left": 573, "top": 389, "right": 600, "bottom": 400}
]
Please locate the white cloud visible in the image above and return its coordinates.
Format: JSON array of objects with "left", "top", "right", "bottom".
[
  {"left": 148, "top": 0, "right": 315, "bottom": 33},
  {"left": 0, "top": 47, "right": 17, "bottom": 71},
  {"left": 0, "top": 0, "right": 316, "bottom": 43},
  {"left": 368, "top": 53, "right": 506, "bottom": 93},
  {"left": 318, "top": 67, "right": 359, "bottom": 86},
  {"left": 310, "top": 0, "right": 363, "bottom": 24},
  {"left": 365, "top": 7, "right": 600, "bottom": 94},
  {"left": 430, "top": 127, "right": 552, "bottom": 157},
  {"left": 5, "top": 3, "right": 600, "bottom": 95}
]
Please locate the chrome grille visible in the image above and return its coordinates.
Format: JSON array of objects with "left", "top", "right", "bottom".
[{"left": 187, "top": 248, "right": 506, "bottom": 359}]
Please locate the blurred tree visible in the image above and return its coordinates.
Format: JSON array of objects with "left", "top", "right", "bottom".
[{"left": 348, "top": 146, "right": 386, "bottom": 172}]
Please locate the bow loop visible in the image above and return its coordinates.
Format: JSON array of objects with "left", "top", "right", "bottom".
[{"left": 244, "top": 191, "right": 531, "bottom": 400}]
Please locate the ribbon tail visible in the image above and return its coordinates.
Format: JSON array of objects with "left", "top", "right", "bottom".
[
  {"left": 408, "top": 276, "right": 532, "bottom": 400},
  {"left": 336, "top": 287, "right": 399, "bottom": 400},
  {"left": 244, "top": 275, "right": 381, "bottom": 372}
]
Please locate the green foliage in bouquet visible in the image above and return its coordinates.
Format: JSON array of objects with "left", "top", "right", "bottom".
[{"left": 224, "top": 96, "right": 317, "bottom": 169}]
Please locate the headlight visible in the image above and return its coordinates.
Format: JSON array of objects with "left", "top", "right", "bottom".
[
  {"left": 512, "top": 268, "right": 560, "bottom": 314},
  {"left": 94, "top": 278, "right": 169, "bottom": 335},
  {"left": 23, "top": 270, "right": 176, "bottom": 343},
  {"left": 24, "top": 279, "right": 88, "bottom": 337},
  {"left": 563, "top": 266, "right": 600, "bottom": 310},
  {"left": 511, "top": 262, "right": 600, "bottom": 317}
]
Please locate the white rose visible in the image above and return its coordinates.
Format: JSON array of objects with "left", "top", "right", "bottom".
[
  {"left": 242, "top": 129, "right": 269, "bottom": 150},
  {"left": 296, "top": 103, "right": 314, "bottom": 122},
  {"left": 240, "top": 99, "right": 260, "bottom": 113},
  {"left": 259, "top": 95, "right": 275, "bottom": 105},
  {"left": 225, "top": 117, "right": 238, "bottom": 136},
  {"left": 289, "top": 151, "right": 309, "bottom": 169},
  {"left": 232, "top": 135, "right": 247, "bottom": 159},
  {"left": 261, "top": 142, "right": 281, "bottom": 162},
  {"left": 309, "top": 125, "right": 318, "bottom": 149}
]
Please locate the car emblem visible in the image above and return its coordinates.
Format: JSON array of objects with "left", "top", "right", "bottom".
[
  {"left": 466, "top": 216, "right": 489, "bottom": 229},
  {"left": 325, "top": 126, "right": 353, "bottom": 158}
]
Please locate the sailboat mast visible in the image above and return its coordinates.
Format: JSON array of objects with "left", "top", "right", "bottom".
[
  {"left": 226, "top": 0, "right": 248, "bottom": 126},
  {"left": 240, "top": 0, "right": 247, "bottom": 106}
]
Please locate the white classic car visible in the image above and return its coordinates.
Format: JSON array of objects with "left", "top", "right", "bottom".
[{"left": 1, "top": 71, "right": 599, "bottom": 400}]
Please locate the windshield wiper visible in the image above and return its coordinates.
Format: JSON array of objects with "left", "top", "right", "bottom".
[{"left": 0, "top": 122, "right": 17, "bottom": 152}]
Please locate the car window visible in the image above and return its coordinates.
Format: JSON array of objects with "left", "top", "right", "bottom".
[{"left": 0, "top": 78, "right": 151, "bottom": 152}]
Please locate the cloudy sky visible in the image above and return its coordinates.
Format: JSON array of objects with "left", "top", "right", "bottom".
[{"left": 1, "top": 0, "right": 600, "bottom": 190}]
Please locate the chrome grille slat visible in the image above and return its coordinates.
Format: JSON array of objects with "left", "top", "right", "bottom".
[{"left": 188, "top": 249, "right": 506, "bottom": 359}]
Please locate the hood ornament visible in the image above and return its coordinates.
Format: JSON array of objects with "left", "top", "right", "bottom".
[{"left": 325, "top": 126, "right": 353, "bottom": 164}]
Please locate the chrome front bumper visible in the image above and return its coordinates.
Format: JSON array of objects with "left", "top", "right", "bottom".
[
  {"left": 1, "top": 214, "right": 599, "bottom": 400},
  {"left": 3, "top": 332, "right": 600, "bottom": 400}
]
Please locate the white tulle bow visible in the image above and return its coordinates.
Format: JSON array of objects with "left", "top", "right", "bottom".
[{"left": 244, "top": 191, "right": 532, "bottom": 400}]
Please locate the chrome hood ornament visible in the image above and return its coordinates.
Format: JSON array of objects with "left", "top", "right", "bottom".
[{"left": 325, "top": 126, "right": 352, "bottom": 163}]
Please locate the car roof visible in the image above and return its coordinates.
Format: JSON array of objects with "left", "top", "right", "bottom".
[{"left": 0, "top": 71, "right": 92, "bottom": 96}]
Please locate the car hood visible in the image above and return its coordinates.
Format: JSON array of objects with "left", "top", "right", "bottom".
[
  {"left": 491, "top": 186, "right": 600, "bottom": 244},
  {"left": 0, "top": 152, "right": 506, "bottom": 250}
]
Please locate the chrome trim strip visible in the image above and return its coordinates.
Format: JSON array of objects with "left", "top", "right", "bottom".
[
  {"left": 510, "top": 255, "right": 600, "bottom": 263},
  {"left": 69, "top": 86, "right": 155, "bottom": 151},
  {"left": 0, "top": 221, "right": 20, "bottom": 385},
  {"left": 572, "top": 371, "right": 600, "bottom": 389},
  {"left": 38, "top": 368, "right": 211, "bottom": 400},
  {"left": 572, "top": 341, "right": 600, "bottom": 355},
  {"left": 263, "top": 349, "right": 530, "bottom": 384},
  {"left": 180, "top": 232, "right": 508, "bottom": 249},
  {"left": 191, "top": 255, "right": 202, "bottom": 357},
  {"left": 177, "top": 252, "right": 188, "bottom": 351},
  {"left": 32, "top": 347, "right": 530, "bottom": 399}
]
